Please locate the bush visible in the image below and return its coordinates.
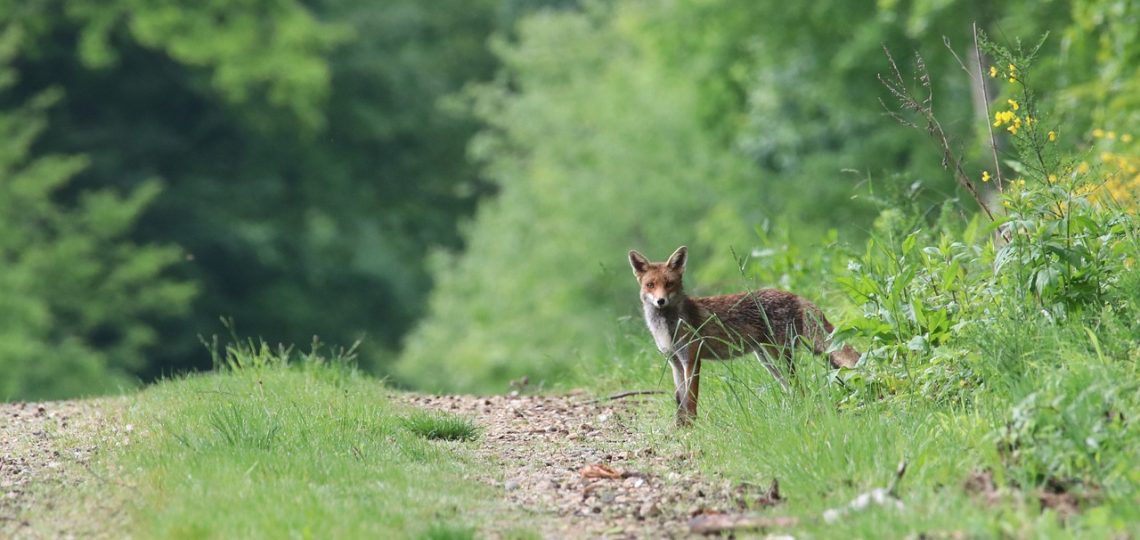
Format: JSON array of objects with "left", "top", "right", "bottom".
[
  {"left": 833, "top": 37, "right": 1140, "bottom": 413},
  {"left": 995, "top": 364, "right": 1139, "bottom": 495}
]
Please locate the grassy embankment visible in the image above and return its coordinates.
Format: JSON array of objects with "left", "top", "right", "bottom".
[{"left": 81, "top": 341, "right": 516, "bottom": 539}]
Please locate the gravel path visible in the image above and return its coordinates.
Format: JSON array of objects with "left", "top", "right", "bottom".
[
  {"left": 4, "top": 392, "right": 782, "bottom": 539},
  {"left": 402, "top": 393, "right": 783, "bottom": 539}
]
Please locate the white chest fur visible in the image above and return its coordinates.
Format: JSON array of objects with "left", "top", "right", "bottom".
[{"left": 642, "top": 303, "right": 677, "bottom": 355}]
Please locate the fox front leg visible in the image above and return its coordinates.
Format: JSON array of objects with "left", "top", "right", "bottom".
[
  {"left": 669, "top": 355, "right": 686, "bottom": 407},
  {"left": 673, "top": 346, "right": 700, "bottom": 426}
]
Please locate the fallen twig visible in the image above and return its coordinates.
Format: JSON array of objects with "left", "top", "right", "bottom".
[{"left": 583, "top": 390, "right": 668, "bottom": 404}]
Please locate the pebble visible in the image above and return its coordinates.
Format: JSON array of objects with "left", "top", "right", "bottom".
[{"left": 638, "top": 501, "right": 659, "bottom": 518}]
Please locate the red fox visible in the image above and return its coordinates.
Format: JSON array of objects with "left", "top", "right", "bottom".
[{"left": 628, "top": 246, "right": 859, "bottom": 425}]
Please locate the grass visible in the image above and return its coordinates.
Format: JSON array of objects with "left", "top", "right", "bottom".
[
  {"left": 89, "top": 346, "right": 505, "bottom": 539},
  {"left": 614, "top": 341, "right": 1140, "bottom": 538},
  {"left": 402, "top": 411, "right": 480, "bottom": 442}
]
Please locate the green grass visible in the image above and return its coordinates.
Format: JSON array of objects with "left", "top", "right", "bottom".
[
  {"left": 402, "top": 411, "right": 480, "bottom": 442},
  {"left": 96, "top": 350, "right": 501, "bottom": 539},
  {"left": 617, "top": 345, "right": 1140, "bottom": 539}
]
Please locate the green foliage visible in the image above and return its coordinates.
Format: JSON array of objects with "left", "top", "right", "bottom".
[
  {"left": 395, "top": 5, "right": 760, "bottom": 392},
  {"left": 813, "top": 38, "right": 1140, "bottom": 511},
  {"left": 995, "top": 364, "right": 1139, "bottom": 495},
  {"left": 2, "top": 0, "right": 503, "bottom": 383},
  {"left": 651, "top": 28, "right": 1140, "bottom": 535},
  {"left": 834, "top": 39, "right": 1139, "bottom": 408},
  {"left": 61, "top": 0, "right": 349, "bottom": 130},
  {"left": 0, "top": 75, "right": 194, "bottom": 399},
  {"left": 396, "top": 0, "right": 1140, "bottom": 393}
]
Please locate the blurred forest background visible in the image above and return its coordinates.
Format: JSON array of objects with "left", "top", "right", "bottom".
[{"left": 3, "top": 0, "right": 1137, "bottom": 399}]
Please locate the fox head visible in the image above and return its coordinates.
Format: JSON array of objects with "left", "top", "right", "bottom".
[{"left": 628, "top": 246, "right": 687, "bottom": 309}]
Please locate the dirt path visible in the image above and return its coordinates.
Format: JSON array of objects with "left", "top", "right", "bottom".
[
  {"left": 4, "top": 392, "right": 778, "bottom": 539},
  {"left": 0, "top": 398, "right": 126, "bottom": 539},
  {"left": 402, "top": 393, "right": 781, "bottom": 539}
]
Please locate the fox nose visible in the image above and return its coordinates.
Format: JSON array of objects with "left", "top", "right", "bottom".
[{"left": 655, "top": 297, "right": 666, "bottom": 307}]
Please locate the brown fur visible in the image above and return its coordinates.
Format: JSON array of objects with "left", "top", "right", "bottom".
[{"left": 629, "top": 246, "right": 860, "bottom": 425}]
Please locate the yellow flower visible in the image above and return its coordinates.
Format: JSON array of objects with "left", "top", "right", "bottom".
[
  {"left": 1078, "top": 161, "right": 1090, "bottom": 174},
  {"left": 1093, "top": 128, "right": 1105, "bottom": 138},
  {"left": 1004, "top": 115, "right": 1022, "bottom": 135},
  {"left": 1007, "top": 99, "right": 1019, "bottom": 111},
  {"left": 1122, "top": 133, "right": 1134, "bottom": 143},
  {"left": 1048, "top": 131, "right": 1057, "bottom": 142},
  {"left": 993, "top": 110, "right": 1019, "bottom": 128},
  {"left": 989, "top": 66, "right": 998, "bottom": 78},
  {"left": 1106, "top": 130, "right": 1117, "bottom": 140},
  {"left": 1047, "top": 174, "right": 1057, "bottom": 183},
  {"left": 982, "top": 170, "right": 991, "bottom": 183}
]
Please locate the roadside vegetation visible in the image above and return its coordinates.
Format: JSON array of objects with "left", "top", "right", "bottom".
[
  {"left": 580, "top": 33, "right": 1140, "bottom": 538},
  {"left": 96, "top": 341, "right": 500, "bottom": 539}
]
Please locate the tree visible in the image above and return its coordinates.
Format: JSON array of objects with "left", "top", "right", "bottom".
[
  {"left": 394, "top": 6, "right": 760, "bottom": 392},
  {"left": 0, "top": 26, "right": 195, "bottom": 399},
  {"left": 3, "top": 0, "right": 501, "bottom": 377}
]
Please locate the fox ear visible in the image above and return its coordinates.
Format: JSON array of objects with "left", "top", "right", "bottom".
[
  {"left": 666, "top": 246, "right": 688, "bottom": 272},
  {"left": 628, "top": 250, "right": 649, "bottom": 276}
]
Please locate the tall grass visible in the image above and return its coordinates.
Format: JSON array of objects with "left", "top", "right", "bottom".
[{"left": 97, "top": 342, "right": 503, "bottom": 539}]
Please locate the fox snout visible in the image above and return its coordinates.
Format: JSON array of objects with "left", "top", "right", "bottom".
[{"left": 644, "top": 291, "right": 670, "bottom": 308}]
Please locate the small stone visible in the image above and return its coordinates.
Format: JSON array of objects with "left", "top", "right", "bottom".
[
  {"left": 504, "top": 479, "right": 520, "bottom": 491},
  {"left": 638, "top": 502, "right": 659, "bottom": 518}
]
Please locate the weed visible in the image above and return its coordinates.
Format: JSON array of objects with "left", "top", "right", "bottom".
[{"left": 403, "top": 411, "right": 480, "bottom": 442}]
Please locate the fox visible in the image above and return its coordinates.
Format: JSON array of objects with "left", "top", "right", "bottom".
[{"left": 628, "top": 246, "right": 860, "bottom": 425}]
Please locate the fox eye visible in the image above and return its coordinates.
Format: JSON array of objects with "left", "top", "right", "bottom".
[
  {"left": 664, "top": 280, "right": 674, "bottom": 288},
  {"left": 645, "top": 281, "right": 655, "bottom": 288}
]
